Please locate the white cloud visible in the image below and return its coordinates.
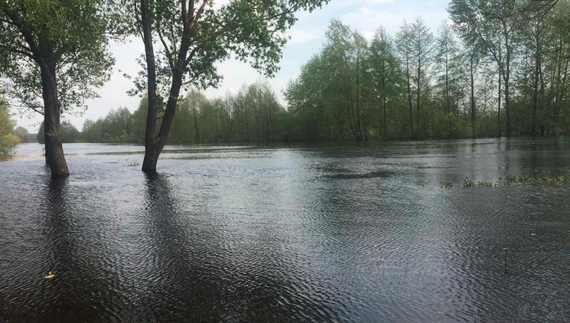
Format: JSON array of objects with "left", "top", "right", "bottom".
[
  {"left": 365, "top": 0, "right": 396, "bottom": 2},
  {"left": 361, "top": 30, "right": 375, "bottom": 41},
  {"left": 341, "top": 6, "right": 447, "bottom": 36},
  {"left": 287, "top": 29, "right": 318, "bottom": 44}
]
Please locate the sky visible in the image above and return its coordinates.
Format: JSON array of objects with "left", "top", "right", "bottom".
[{"left": 12, "top": 0, "right": 450, "bottom": 133}]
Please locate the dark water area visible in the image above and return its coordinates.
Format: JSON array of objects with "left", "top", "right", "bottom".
[{"left": 1, "top": 139, "right": 569, "bottom": 322}]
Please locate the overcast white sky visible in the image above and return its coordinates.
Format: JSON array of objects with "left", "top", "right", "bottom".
[{"left": 12, "top": 0, "right": 449, "bottom": 133}]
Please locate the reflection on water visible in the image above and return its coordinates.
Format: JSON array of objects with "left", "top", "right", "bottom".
[{"left": 1, "top": 138, "right": 569, "bottom": 322}]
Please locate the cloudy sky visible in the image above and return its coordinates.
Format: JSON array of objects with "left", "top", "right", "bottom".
[{"left": 13, "top": 0, "right": 450, "bottom": 133}]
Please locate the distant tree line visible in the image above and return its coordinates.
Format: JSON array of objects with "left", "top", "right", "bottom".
[
  {"left": 286, "top": 0, "right": 570, "bottom": 140},
  {"left": 79, "top": 82, "right": 288, "bottom": 144}
]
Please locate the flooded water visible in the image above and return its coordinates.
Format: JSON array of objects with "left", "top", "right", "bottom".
[{"left": 1, "top": 139, "right": 569, "bottom": 322}]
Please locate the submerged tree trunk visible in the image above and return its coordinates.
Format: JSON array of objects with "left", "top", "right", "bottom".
[
  {"left": 40, "top": 62, "right": 69, "bottom": 178},
  {"left": 140, "top": 0, "right": 160, "bottom": 173},
  {"left": 139, "top": 0, "right": 198, "bottom": 172}
]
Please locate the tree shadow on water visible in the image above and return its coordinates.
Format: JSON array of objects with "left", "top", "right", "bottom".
[
  {"left": 137, "top": 173, "right": 231, "bottom": 322},
  {"left": 25, "top": 177, "right": 122, "bottom": 323}
]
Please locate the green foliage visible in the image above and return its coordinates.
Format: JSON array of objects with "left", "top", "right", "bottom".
[
  {"left": 36, "top": 121, "right": 80, "bottom": 144},
  {"left": 60, "top": 122, "right": 80, "bottom": 143},
  {"left": 0, "top": 0, "right": 114, "bottom": 114},
  {"left": 118, "top": 0, "right": 332, "bottom": 99},
  {"left": 101, "top": 107, "right": 132, "bottom": 143},
  {"left": 81, "top": 119, "right": 103, "bottom": 143},
  {"left": 36, "top": 122, "right": 44, "bottom": 144},
  {"left": 12, "top": 126, "right": 32, "bottom": 143},
  {"left": 285, "top": 0, "right": 570, "bottom": 141},
  {"left": 0, "top": 98, "right": 19, "bottom": 159},
  {"left": 77, "top": 82, "right": 288, "bottom": 144}
]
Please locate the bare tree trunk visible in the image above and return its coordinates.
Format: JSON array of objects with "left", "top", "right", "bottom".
[
  {"left": 40, "top": 62, "right": 69, "bottom": 178},
  {"left": 140, "top": 0, "right": 160, "bottom": 173},
  {"left": 140, "top": 0, "right": 193, "bottom": 172}
]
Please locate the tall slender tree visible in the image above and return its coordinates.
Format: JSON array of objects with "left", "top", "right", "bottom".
[
  {"left": 116, "top": 0, "right": 330, "bottom": 173},
  {"left": 368, "top": 27, "right": 401, "bottom": 138},
  {"left": 0, "top": 0, "right": 113, "bottom": 177},
  {"left": 395, "top": 21, "right": 415, "bottom": 138}
]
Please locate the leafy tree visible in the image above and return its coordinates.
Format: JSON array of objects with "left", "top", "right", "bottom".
[
  {"left": 0, "top": 0, "right": 113, "bottom": 177},
  {"left": 409, "top": 18, "right": 435, "bottom": 139},
  {"left": 101, "top": 107, "right": 132, "bottom": 142},
  {"left": 13, "top": 126, "right": 30, "bottom": 143},
  {"left": 81, "top": 119, "right": 104, "bottom": 143},
  {"left": 434, "top": 22, "right": 465, "bottom": 137},
  {"left": 37, "top": 121, "right": 79, "bottom": 143},
  {"left": 130, "top": 96, "right": 152, "bottom": 144},
  {"left": 60, "top": 122, "right": 80, "bottom": 143},
  {"left": 449, "top": 0, "right": 521, "bottom": 137},
  {"left": 395, "top": 21, "right": 416, "bottom": 138},
  {"left": 368, "top": 27, "right": 403, "bottom": 138},
  {"left": 0, "top": 97, "right": 19, "bottom": 159},
  {"left": 115, "top": 0, "right": 331, "bottom": 172}
]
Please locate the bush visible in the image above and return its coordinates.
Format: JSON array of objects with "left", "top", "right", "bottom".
[{"left": 0, "top": 133, "right": 20, "bottom": 160}]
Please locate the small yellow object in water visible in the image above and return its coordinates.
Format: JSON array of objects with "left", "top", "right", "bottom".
[{"left": 44, "top": 272, "right": 55, "bottom": 279}]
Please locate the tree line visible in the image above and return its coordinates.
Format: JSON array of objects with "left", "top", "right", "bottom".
[
  {"left": 286, "top": 0, "right": 570, "bottom": 141},
  {"left": 1, "top": 0, "right": 566, "bottom": 176},
  {"left": 35, "top": 0, "right": 570, "bottom": 146},
  {"left": 78, "top": 82, "right": 289, "bottom": 144}
]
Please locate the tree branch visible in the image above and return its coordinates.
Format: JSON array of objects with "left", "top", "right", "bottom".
[
  {"left": 0, "top": 44, "right": 34, "bottom": 60},
  {"left": 157, "top": 24, "right": 174, "bottom": 71},
  {"left": 189, "top": 0, "right": 208, "bottom": 37}
]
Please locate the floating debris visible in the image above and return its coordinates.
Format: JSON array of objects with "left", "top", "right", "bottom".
[{"left": 44, "top": 272, "right": 55, "bottom": 279}]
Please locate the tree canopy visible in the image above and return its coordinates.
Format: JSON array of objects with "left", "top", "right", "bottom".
[
  {"left": 110, "top": 0, "right": 331, "bottom": 172},
  {"left": 0, "top": 0, "right": 114, "bottom": 176}
]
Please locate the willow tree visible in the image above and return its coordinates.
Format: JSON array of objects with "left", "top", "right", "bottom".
[
  {"left": 122, "top": 0, "right": 330, "bottom": 172},
  {"left": 0, "top": 0, "right": 113, "bottom": 177}
]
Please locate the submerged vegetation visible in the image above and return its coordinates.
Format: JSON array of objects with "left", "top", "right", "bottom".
[{"left": 442, "top": 175, "right": 567, "bottom": 188}]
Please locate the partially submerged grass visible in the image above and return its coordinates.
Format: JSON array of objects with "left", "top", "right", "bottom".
[{"left": 442, "top": 175, "right": 566, "bottom": 188}]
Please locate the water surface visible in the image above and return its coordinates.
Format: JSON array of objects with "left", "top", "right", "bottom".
[{"left": 1, "top": 139, "right": 569, "bottom": 322}]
